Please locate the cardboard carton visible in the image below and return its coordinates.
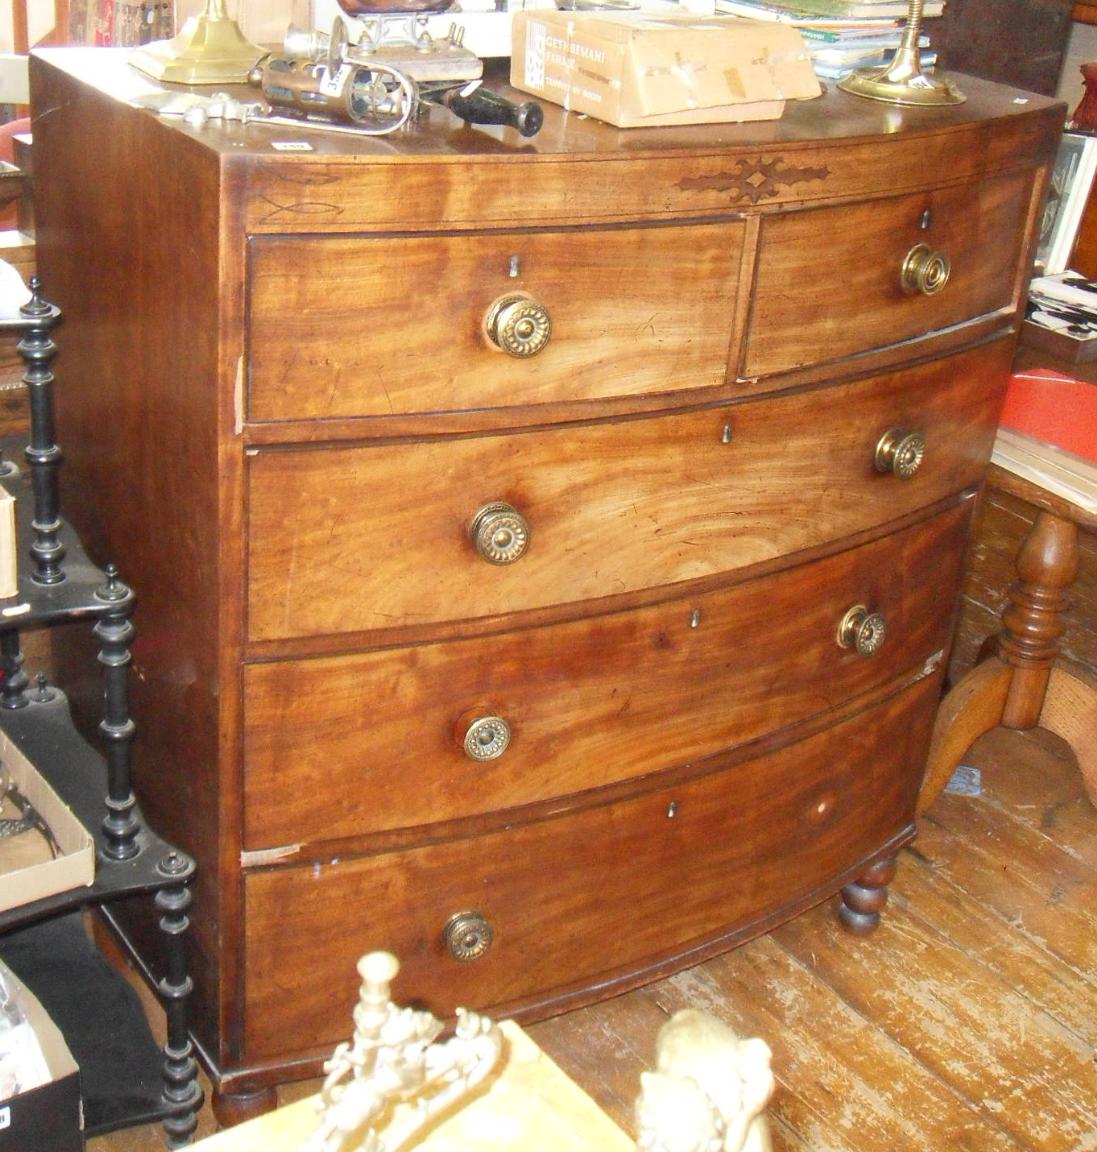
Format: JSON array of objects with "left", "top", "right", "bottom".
[
  {"left": 0, "top": 487, "right": 14, "bottom": 601},
  {"left": 0, "top": 729, "right": 94, "bottom": 913},
  {"left": 511, "top": 11, "right": 821, "bottom": 127},
  {"left": 0, "top": 960, "right": 83, "bottom": 1152}
]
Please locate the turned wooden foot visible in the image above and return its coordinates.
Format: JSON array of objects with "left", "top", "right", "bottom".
[
  {"left": 212, "top": 1084, "right": 280, "bottom": 1129},
  {"left": 838, "top": 856, "right": 896, "bottom": 936}
]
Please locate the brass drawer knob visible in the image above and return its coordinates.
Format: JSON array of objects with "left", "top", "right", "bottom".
[
  {"left": 837, "top": 604, "right": 887, "bottom": 656},
  {"left": 464, "top": 715, "right": 511, "bottom": 761},
  {"left": 901, "top": 243, "right": 950, "bottom": 296},
  {"left": 470, "top": 502, "right": 530, "bottom": 565},
  {"left": 874, "top": 428, "right": 926, "bottom": 479},
  {"left": 485, "top": 294, "right": 552, "bottom": 357},
  {"left": 443, "top": 911, "right": 494, "bottom": 961}
]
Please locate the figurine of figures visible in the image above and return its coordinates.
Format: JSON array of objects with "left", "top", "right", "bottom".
[
  {"left": 301, "top": 952, "right": 503, "bottom": 1152},
  {"left": 634, "top": 1010, "right": 775, "bottom": 1152}
]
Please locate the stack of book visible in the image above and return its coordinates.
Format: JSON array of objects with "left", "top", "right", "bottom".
[
  {"left": 1023, "top": 271, "right": 1097, "bottom": 363},
  {"left": 715, "top": 0, "right": 943, "bottom": 80}
]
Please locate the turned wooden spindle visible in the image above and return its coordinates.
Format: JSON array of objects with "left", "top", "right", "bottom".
[{"left": 998, "top": 511, "right": 1080, "bottom": 729}]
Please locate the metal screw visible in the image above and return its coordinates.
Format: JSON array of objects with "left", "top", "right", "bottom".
[{"left": 157, "top": 850, "right": 189, "bottom": 877}]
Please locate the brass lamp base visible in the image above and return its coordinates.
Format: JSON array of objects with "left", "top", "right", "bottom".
[
  {"left": 838, "top": 58, "right": 966, "bottom": 107},
  {"left": 837, "top": 2, "right": 964, "bottom": 109},
  {"left": 129, "top": 7, "right": 266, "bottom": 86}
]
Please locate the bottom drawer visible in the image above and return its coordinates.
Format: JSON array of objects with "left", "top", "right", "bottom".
[{"left": 241, "top": 673, "right": 941, "bottom": 1062}]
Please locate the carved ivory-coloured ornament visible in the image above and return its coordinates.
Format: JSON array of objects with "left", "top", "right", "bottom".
[
  {"left": 635, "top": 1010, "right": 775, "bottom": 1152},
  {"left": 301, "top": 952, "right": 503, "bottom": 1152}
]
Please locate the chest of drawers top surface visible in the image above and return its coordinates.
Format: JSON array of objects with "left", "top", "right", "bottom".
[{"left": 36, "top": 49, "right": 1060, "bottom": 210}]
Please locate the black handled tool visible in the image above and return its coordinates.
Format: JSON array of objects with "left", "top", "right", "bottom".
[{"left": 425, "top": 83, "right": 544, "bottom": 137}]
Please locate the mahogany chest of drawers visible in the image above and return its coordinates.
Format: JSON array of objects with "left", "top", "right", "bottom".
[{"left": 30, "top": 49, "right": 1061, "bottom": 1119}]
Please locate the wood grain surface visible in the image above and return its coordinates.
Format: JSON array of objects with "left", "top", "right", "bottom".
[
  {"left": 745, "top": 171, "right": 1033, "bottom": 378},
  {"left": 245, "top": 344, "right": 1006, "bottom": 646},
  {"left": 247, "top": 223, "right": 744, "bottom": 420},
  {"left": 243, "top": 506, "right": 968, "bottom": 849},
  {"left": 239, "top": 679, "right": 937, "bottom": 1062}
]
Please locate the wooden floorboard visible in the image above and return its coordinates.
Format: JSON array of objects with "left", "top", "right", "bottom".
[{"left": 88, "top": 725, "right": 1097, "bottom": 1151}]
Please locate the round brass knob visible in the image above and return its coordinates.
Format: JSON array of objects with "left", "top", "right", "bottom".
[
  {"left": 485, "top": 294, "right": 552, "bottom": 358},
  {"left": 463, "top": 715, "right": 511, "bottom": 761},
  {"left": 443, "top": 911, "right": 493, "bottom": 962},
  {"left": 837, "top": 605, "right": 887, "bottom": 657},
  {"left": 874, "top": 429, "right": 926, "bottom": 479},
  {"left": 470, "top": 502, "right": 530, "bottom": 565},
  {"left": 901, "top": 244, "right": 950, "bottom": 296}
]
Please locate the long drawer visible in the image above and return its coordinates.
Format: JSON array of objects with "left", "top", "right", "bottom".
[
  {"left": 243, "top": 501, "right": 969, "bottom": 850},
  {"left": 246, "top": 340, "right": 1009, "bottom": 643},
  {"left": 246, "top": 221, "right": 745, "bottom": 421},
  {"left": 744, "top": 170, "right": 1032, "bottom": 377},
  {"left": 240, "top": 674, "right": 939, "bottom": 1061}
]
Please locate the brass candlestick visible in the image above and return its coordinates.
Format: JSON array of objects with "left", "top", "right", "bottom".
[
  {"left": 129, "top": 0, "right": 266, "bottom": 86},
  {"left": 837, "top": 0, "right": 963, "bottom": 107}
]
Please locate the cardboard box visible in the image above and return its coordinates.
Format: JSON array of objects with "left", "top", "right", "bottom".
[
  {"left": 0, "top": 488, "right": 15, "bottom": 600},
  {"left": 0, "top": 730, "right": 94, "bottom": 913},
  {"left": 510, "top": 11, "right": 821, "bottom": 127},
  {"left": 0, "top": 960, "right": 83, "bottom": 1152}
]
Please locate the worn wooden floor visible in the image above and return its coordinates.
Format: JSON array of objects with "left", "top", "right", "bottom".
[{"left": 90, "top": 723, "right": 1097, "bottom": 1151}]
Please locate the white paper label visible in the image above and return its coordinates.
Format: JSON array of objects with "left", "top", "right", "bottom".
[
  {"left": 320, "top": 64, "right": 351, "bottom": 99},
  {"left": 524, "top": 20, "right": 546, "bottom": 90}
]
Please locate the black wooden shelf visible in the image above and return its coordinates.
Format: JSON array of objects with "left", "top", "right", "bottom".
[
  {"left": 0, "top": 690, "right": 191, "bottom": 932},
  {"left": 0, "top": 285, "right": 203, "bottom": 1147}
]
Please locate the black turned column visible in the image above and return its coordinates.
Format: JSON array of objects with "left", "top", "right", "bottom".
[
  {"left": 17, "top": 279, "right": 65, "bottom": 586},
  {"left": 94, "top": 565, "right": 140, "bottom": 860},
  {"left": 155, "top": 851, "right": 203, "bottom": 1148},
  {"left": 0, "top": 631, "right": 28, "bottom": 709}
]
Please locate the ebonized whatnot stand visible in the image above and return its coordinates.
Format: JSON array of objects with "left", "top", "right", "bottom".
[{"left": 0, "top": 281, "right": 203, "bottom": 1147}]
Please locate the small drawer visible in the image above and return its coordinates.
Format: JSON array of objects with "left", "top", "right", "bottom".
[
  {"left": 246, "top": 222, "right": 745, "bottom": 422},
  {"left": 240, "top": 675, "right": 938, "bottom": 1061},
  {"left": 246, "top": 340, "right": 1009, "bottom": 643},
  {"left": 243, "top": 501, "right": 970, "bottom": 849},
  {"left": 744, "top": 171, "right": 1033, "bottom": 377}
]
